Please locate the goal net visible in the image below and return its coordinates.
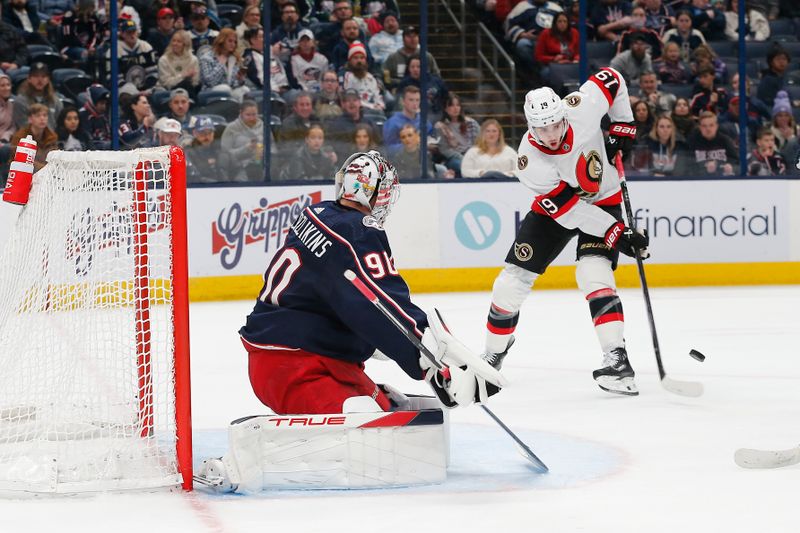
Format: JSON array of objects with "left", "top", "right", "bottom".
[{"left": 0, "top": 146, "right": 191, "bottom": 494}]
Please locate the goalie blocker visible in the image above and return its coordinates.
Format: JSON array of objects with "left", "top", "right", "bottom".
[{"left": 195, "top": 395, "right": 449, "bottom": 492}]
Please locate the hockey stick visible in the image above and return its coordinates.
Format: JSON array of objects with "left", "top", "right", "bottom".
[
  {"left": 734, "top": 445, "right": 800, "bottom": 469},
  {"left": 614, "top": 154, "right": 704, "bottom": 398},
  {"left": 343, "top": 269, "right": 549, "bottom": 473}
]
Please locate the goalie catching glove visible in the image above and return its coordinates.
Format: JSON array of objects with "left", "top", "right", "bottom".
[
  {"left": 420, "top": 309, "right": 507, "bottom": 408},
  {"left": 604, "top": 222, "right": 650, "bottom": 259},
  {"left": 605, "top": 122, "right": 636, "bottom": 164}
]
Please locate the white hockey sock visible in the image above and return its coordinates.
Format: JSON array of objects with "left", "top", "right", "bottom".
[{"left": 485, "top": 265, "right": 537, "bottom": 354}]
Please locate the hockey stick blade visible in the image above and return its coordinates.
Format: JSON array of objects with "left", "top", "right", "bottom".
[
  {"left": 480, "top": 405, "right": 548, "bottom": 474},
  {"left": 661, "top": 376, "right": 704, "bottom": 398},
  {"left": 734, "top": 446, "right": 800, "bottom": 469}
]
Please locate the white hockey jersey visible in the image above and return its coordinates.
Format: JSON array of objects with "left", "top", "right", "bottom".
[{"left": 515, "top": 67, "right": 634, "bottom": 238}]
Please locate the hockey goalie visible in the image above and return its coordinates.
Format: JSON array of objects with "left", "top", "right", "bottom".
[{"left": 196, "top": 151, "right": 505, "bottom": 492}]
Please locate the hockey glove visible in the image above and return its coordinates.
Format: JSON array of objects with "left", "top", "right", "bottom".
[
  {"left": 604, "top": 222, "right": 650, "bottom": 259},
  {"left": 605, "top": 122, "right": 637, "bottom": 164},
  {"left": 420, "top": 309, "right": 507, "bottom": 408}
]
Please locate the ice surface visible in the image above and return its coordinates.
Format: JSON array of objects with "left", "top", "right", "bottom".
[{"left": 0, "top": 286, "right": 798, "bottom": 532}]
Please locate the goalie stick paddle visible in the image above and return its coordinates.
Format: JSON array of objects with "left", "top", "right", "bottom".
[
  {"left": 614, "top": 155, "right": 704, "bottom": 398},
  {"left": 343, "top": 269, "right": 549, "bottom": 473},
  {"left": 734, "top": 446, "right": 800, "bottom": 469}
]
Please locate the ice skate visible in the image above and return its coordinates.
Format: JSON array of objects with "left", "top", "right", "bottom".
[
  {"left": 194, "top": 457, "right": 237, "bottom": 492},
  {"left": 593, "top": 347, "right": 638, "bottom": 396},
  {"left": 482, "top": 336, "right": 515, "bottom": 370}
]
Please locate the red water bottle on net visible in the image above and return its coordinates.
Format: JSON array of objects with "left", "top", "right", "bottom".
[{"left": 3, "top": 135, "right": 37, "bottom": 206}]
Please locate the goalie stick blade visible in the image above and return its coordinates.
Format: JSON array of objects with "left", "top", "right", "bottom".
[
  {"left": 734, "top": 446, "right": 800, "bottom": 469},
  {"left": 660, "top": 376, "right": 704, "bottom": 397}
]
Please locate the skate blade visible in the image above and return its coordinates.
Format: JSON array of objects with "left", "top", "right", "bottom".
[{"left": 595, "top": 375, "right": 639, "bottom": 396}]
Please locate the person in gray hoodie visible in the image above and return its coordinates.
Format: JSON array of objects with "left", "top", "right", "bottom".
[{"left": 220, "top": 99, "right": 264, "bottom": 181}]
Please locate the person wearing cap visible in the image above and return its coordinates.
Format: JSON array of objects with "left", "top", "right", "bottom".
[
  {"left": 153, "top": 117, "right": 183, "bottom": 147},
  {"left": 609, "top": 32, "right": 653, "bottom": 86},
  {"left": 689, "top": 64, "right": 729, "bottom": 116},
  {"left": 157, "top": 30, "right": 200, "bottom": 92},
  {"left": 368, "top": 10, "right": 402, "bottom": 64},
  {"left": 340, "top": 41, "right": 385, "bottom": 112},
  {"left": 382, "top": 25, "right": 440, "bottom": 90},
  {"left": 79, "top": 84, "right": 112, "bottom": 149},
  {"left": 331, "top": 18, "right": 374, "bottom": 71},
  {"left": 59, "top": 0, "right": 101, "bottom": 71},
  {"left": 108, "top": 18, "right": 158, "bottom": 82},
  {"left": 189, "top": 4, "right": 219, "bottom": 53},
  {"left": 12, "top": 62, "right": 63, "bottom": 131},
  {"left": 164, "top": 87, "right": 196, "bottom": 146},
  {"left": 290, "top": 28, "right": 330, "bottom": 93},
  {"left": 140, "top": 0, "right": 182, "bottom": 38},
  {"left": 615, "top": 7, "right": 662, "bottom": 59},
  {"left": 187, "top": 115, "right": 230, "bottom": 183},
  {"left": 221, "top": 99, "right": 264, "bottom": 181},
  {"left": 324, "top": 87, "right": 378, "bottom": 155},
  {"left": 146, "top": 7, "right": 178, "bottom": 56},
  {"left": 769, "top": 90, "right": 798, "bottom": 149},
  {"left": 270, "top": 0, "right": 308, "bottom": 64}
]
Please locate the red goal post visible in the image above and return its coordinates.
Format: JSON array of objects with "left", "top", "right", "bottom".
[{"left": 0, "top": 146, "right": 192, "bottom": 494}]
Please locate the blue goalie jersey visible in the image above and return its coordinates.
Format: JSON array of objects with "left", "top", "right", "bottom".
[{"left": 239, "top": 201, "right": 428, "bottom": 380}]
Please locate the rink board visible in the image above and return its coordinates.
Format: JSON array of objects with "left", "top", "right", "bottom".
[{"left": 1, "top": 179, "right": 798, "bottom": 300}]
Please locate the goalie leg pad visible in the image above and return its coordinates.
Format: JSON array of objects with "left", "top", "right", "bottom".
[
  {"left": 220, "top": 404, "right": 449, "bottom": 492},
  {"left": 576, "top": 256, "right": 624, "bottom": 353}
]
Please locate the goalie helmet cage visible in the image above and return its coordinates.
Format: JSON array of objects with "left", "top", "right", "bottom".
[{"left": 0, "top": 146, "right": 192, "bottom": 494}]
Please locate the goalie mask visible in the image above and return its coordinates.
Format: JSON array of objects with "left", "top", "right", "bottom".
[
  {"left": 335, "top": 150, "right": 399, "bottom": 228},
  {"left": 524, "top": 87, "right": 568, "bottom": 147}
]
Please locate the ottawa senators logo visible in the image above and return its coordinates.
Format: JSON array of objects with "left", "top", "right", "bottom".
[
  {"left": 517, "top": 155, "right": 528, "bottom": 170},
  {"left": 514, "top": 243, "right": 533, "bottom": 262},
  {"left": 575, "top": 150, "right": 603, "bottom": 198},
  {"left": 565, "top": 94, "right": 581, "bottom": 107}
]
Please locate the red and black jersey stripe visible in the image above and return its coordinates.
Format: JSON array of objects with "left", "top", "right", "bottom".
[
  {"left": 531, "top": 181, "right": 579, "bottom": 219},
  {"left": 588, "top": 68, "right": 622, "bottom": 106}
]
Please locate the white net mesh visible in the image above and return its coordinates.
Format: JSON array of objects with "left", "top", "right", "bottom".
[{"left": 0, "top": 147, "right": 185, "bottom": 493}]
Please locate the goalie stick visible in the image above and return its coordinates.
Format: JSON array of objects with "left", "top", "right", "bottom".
[
  {"left": 614, "top": 154, "right": 704, "bottom": 398},
  {"left": 343, "top": 269, "right": 549, "bottom": 473},
  {"left": 734, "top": 445, "right": 800, "bottom": 469}
]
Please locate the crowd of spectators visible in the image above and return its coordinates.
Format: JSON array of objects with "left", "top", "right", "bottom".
[
  {"left": 476, "top": 0, "right": 800, "bottom": 176},
  {"left": 1, "top": 0, "right": 799, "bottom": 182},
  {"left": 0, "top": 0, "right": 525, "bottom": 182}
]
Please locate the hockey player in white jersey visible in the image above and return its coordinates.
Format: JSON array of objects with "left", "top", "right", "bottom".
[{"left": 483, "top": 67, "right": 650, "bottom": 396}]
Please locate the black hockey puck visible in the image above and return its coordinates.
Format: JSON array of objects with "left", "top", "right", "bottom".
[{"left": 689, "top": 349, "right": 706, "bottom": 362}]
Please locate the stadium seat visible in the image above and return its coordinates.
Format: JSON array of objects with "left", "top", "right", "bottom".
[
  {"left": 745, "top": 41, "right": 774, "bottom": 59},
  {"left": 271, "top": 92, "right": 286, "bottom": 117},
  {"left": 781, "top": 41, "right": 800, "bottom": 58},
  {"left": 586, "top": 41, "right": 615, "bottom": 67},
  {"left": 217, "top": 3, "right": 243, "bottom": 27},
  {"left": 195, "top": 99, "right": 240, "bottom": 122},
  {"left": 150, "top": 89, "right": 172, "bottom": 115},
  {"left": 197, "top": 89, "right": 235, "bottom": 106},
  {"left": 8, "top": 67, "right": 29, "bottom": 91},
  {"left": 708, "top": 40, "right": 736, "bottom": 57},
  {"left": 784, "top": 84, "right": 800, "bottom": 101},
  {"left": 269, "top": 115, "right": 281, "bottom": 136},
  {"left": 52, "top": 68, "right": 92, "bottom": 100},
  {"left": 769, "top": 19, "right": 796, "bottom": 38},
  {"left": 660, "top": 83, "right": 694, "bottom": 100},
  {"left": 26, "top": 44, "right": 56, "bottom": 57}
]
